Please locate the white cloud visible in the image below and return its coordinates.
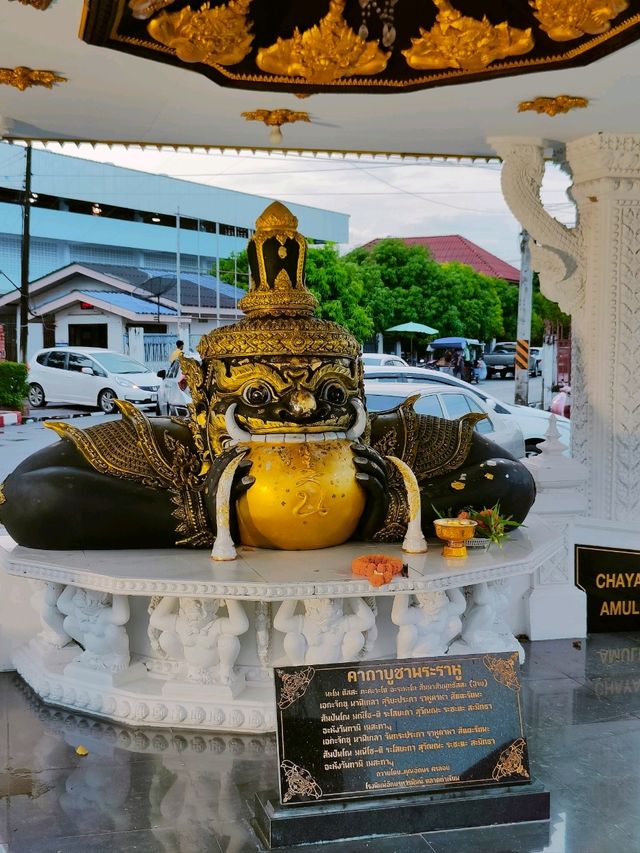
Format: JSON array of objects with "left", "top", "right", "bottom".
[{"left": 39, "top": 143, "right": 576, "bottom": 268}]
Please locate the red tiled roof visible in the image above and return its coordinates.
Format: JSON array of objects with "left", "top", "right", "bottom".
[{"left": 360, "top": 235, "right": 520, "bottom": 283}]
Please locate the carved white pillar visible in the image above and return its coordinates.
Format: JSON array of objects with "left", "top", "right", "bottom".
[
  {"left": 524, "top": 417, "right": 588, "bottom": 640},
  {"left": 490, "top": 133, "right": 640, "bottom": 525}
]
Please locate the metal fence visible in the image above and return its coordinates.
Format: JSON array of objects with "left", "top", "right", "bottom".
[{"left": 123, "top": 332, "right": 204, "bottom": 371}]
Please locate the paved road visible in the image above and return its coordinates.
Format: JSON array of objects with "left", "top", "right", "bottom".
[{"left": 479, "top": 375, "right": 543, "bottom": 407}]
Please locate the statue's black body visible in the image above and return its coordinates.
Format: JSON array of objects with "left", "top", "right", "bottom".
[{"left": 1, "top": 414, "right": 535, "bottom": 550}]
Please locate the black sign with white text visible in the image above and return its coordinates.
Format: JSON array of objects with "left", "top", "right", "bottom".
[
  {"left": 575, "top": 544, "right": 640, "bottom": 632},
  {"left": 274, "top": 652, "right": 530, "bottom": 805}
]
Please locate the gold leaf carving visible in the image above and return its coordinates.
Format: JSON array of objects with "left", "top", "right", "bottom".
[
  {"left": 518, "top": 95, "right": 589, "bottom": 116},
  {"left": 403, "top": 0, "right": 534, "bottom": 72},
  {"left": 0, "top": 66, "right": 66, "bottom": 91},
  {"left": 147, "top": 0, "right": 253, "bottom": 66},
  {"left": 8, "top": 0, "right": 53, "bottom": 9},
  {"left": 129, "top": 0, "right": 177, "bottom": 21},
  {"left": 531, "top": 0, "right": 629, "bottom": 41},
  {"left": 241, "top": 108, "right": 310, "bottom": 128},
  {"left": 256, "top": 0, "right": 390, "bottom": 84}
]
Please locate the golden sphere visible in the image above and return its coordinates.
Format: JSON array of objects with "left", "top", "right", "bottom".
[{"left": 237, "top": 439, "right": 366, "bottom": 550}]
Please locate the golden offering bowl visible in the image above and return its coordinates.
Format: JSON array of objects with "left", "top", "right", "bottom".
[
  {"left": 236, "top": 439, "right": 366, "bottom": 550},
  {"left": 433, "top": 518, "right": 478, "bottom": 558}
]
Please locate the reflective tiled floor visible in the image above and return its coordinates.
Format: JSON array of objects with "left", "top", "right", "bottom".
[{"left": 2, "top": 633, "right": 640, "bottom": 852}]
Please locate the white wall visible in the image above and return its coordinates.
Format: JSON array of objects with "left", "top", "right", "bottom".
[{"left": 54, "top": 305, "right": 124, "bottom": 351}]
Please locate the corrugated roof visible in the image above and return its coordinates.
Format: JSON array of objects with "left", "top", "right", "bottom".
[
  {"left": 80, "top": 290, "right": 177, "bottom": 315},
  {"left": 360, "top": 235, "right": 520, "bottom": 282},
  {"left": 81, "top": 263, "right": 244, "bottom": 308}
]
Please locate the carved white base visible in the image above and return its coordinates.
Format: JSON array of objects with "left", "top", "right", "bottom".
[
  {"left": 12, "top": 644, "right": 276, "bottom": 733},
  {"left": 1, "top": 519, "right": 561, "bottom": 732},
  {"left": 64, "top": 660, "right": 148, "bottom": 688},
  {"left": 162, "top": 672, "right": 246, "bottom": 701},
  {"left": 526, "top": 584, "right": 587, "bottom": 641}
]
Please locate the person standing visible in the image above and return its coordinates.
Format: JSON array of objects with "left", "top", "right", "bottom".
[
  {"left": 452, "top": 349, "right": 464, "bottom": 379},
  {"left": 170, "top": 339, "right": 184, "bottom": 363}
]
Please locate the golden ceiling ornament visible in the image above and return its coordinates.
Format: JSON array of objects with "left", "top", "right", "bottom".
[
  {"left": 147, "top": 0, "right": 254, "bottom": 65},
  {"left": 255, "top": 0, "right": 390, "bottom": 84},
  {"left": 518, "top": 94, "right": 589, "bottom": 115},
  {"left": 403, "top": 0, "right": 534, "bottom": 73},
  {"left": 0, "top": 66, "right": 67, "bottom": 91},
  {"left": 530, "top": 0, "right": 629, "bottom": 41},
  {"left": 241, "top": 108, "right": 311, "bottom": 144},
  {"left": 8, "top": 0, "right": 54, "bottom": 8},
  {"left": 128, "top": 0, "right": 177, "bottom": 20}
]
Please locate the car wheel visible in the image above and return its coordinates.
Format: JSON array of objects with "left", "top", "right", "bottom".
[
  {"left": 525, "top": 439, "right": 543, "bottom": 457},
  {"left": 98, "top": 389, "right": 118, "bottom": 414},
  {"left": 28, "top": 383, "right": 46, "bottom": 408}
]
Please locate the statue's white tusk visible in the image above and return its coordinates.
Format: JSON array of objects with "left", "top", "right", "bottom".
[
  {"left": 224, "top": 403, "right": 252, "bottom": 445},
  {"left": 211, "top": 449, "right": 248, "bottom": 561},
  {"left": 387, "top": 456, "right": 428, "bottom": 554},
  {"left": 346, "top": 398, "right": 367, "bottom": 441}
]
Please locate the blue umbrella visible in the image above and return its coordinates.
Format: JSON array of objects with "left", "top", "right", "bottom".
[
  {"left": 386, "top": 322, "right": 439, "bottom": 334},
  {"left": 385, "top": 322, "right": 438, "bottom": 363}
]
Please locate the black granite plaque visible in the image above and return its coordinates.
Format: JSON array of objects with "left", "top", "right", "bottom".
[
  {"left": 575, "top": 544, "right": 640, "bottom": 633},
  {"left": 274, "top": 652, "right": 530, "bottom": 805}
]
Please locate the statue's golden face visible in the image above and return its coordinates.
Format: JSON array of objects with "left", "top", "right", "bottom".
[{"left": 204, "top": 354, "right": 365, "bottom": 454}]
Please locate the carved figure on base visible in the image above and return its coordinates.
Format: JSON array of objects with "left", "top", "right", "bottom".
[
  {"left": 274, "top": 597, "right": 375, "bottom": 665},
  {"left": 148, "top": 596, "right": 248, "bottom": 684},
  {"left": 392, "top": 590, "right": 466, "bottom": 658},
  {"left": 57, "top": 586, "right": 131, "bottom": 672}
]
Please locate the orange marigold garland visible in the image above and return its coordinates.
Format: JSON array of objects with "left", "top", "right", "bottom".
[{"left": 352, "top": 554, "right": 404, "bottom": 587}]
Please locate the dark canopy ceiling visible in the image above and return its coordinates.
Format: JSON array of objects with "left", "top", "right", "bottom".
[{"left": 82, "top": 0, "right": 640, "bottom": 95}]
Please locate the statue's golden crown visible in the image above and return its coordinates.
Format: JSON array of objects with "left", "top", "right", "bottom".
[{"left": 197, "top": 201, "right": 360, "bottom": 360}]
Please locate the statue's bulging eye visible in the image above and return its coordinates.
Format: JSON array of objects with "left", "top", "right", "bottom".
[
  {"left": 322, "top": 382, "right": 347, "bottom": 405},
  {"left": 242, "top": 383, "right": 272, "bottom": 406}
]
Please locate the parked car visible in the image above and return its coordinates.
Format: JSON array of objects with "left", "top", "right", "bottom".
[
  {"left": 27, "top": 347, "right": 160, "bottom": 414},
  {"left": 364, "top": 380, "right": 525, "bottom": 458},
  {"left": 156, "top": 359, "right": 191, "bottom": 416},
  {"left": 363, "top": 365, "right": 570, "bottom": 456},
  {"left": 529, "top": 346, "right": 543, "bottom": 376},
  {"left": 360, "top": 353, "right": 408, "bottom": 367},
  {"left": 485, "top": 342, "right": 540, "bottom": 378}
]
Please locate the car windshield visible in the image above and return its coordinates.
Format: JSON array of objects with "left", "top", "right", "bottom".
[
  {"left": 93, "top": 353, "right": 150, "bottom": 374},
  {"left": 366, "top": 393, "right": 444, "bottom": 417}
]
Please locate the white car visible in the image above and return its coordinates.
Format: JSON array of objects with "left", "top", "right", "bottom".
[
  {"left": 28, "top": 347, "right": 160, "bottom": 414},
  {"left": 364, "top": 380, "right": 525, "bottom": 459},
  {"left": 529, "top": 346, "right": 543, "bottom": 376},
  {"left": 361, "top": 353, "right": 408, "bottom": 367},
  {"left": 363, "top": 365, "right": 570, "bottom": 457},
  {"left": 156, "top": 359, "right": 191, "bottom": 417}
]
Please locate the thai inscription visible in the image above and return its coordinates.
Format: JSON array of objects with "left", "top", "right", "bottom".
[{"left": 275, "top": 652, "right": 530, "bottom": 804}]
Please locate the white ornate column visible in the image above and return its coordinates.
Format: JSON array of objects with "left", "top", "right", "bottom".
[
  {"left": 490, "top": 133, "right": 640, "bottom": 526},
  {"left": 524, "top": 418, "right": 588, "bottom": 640}
]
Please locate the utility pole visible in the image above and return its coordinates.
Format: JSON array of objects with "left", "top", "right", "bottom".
[
  {"left": 215, "top": 221, "right": 220, "bottom": 327},
  {"left": 514, "top": 229, "right": 533, "bottom": 407},
  {"left": 19, "top": 144, "right": 32, "bottom": 363},
  {"left": 176, "top": 208, "right": 182, "bottom": 319}
]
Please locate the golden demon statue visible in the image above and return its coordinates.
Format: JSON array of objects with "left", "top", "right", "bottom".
[{"left": 0, "top": 202, "right": 535, "bottom": 551}]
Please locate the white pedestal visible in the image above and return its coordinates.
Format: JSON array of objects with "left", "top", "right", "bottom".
[{"left": 1, "top": 517, "right": 561, "bottom": 733}]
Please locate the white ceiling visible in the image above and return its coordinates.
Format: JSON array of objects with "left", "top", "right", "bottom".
[{"left": 2, "top": 1, "right": 640, "bottom": 158}]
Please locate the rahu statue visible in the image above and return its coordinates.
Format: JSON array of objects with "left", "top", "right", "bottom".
[{"left": 0, "top": 202, "right": 535, "bottom": 551}]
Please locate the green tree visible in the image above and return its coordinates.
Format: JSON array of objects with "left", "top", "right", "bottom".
[
  {"left": 434, "top": 263, "right": 503, "bottom": 341},
  {"left": 492, "top": 278, "right": 519, "bottom": 340},
  {"left": 305, "top": 244, "right": 374, "bottom": 342},
  {"left": 348, "top": 239, "right": 445, "bottom": 333}
]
